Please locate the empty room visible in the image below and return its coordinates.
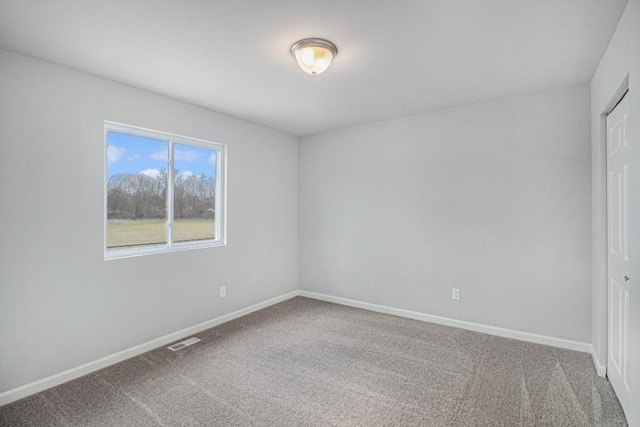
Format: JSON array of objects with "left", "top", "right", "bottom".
[{"left": 0, "top": 0, "right": 638, "bottom": 426}]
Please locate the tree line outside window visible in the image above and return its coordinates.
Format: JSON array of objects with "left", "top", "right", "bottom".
[{"left": 107, "top": 170, "right": 216, "bottom": 220}]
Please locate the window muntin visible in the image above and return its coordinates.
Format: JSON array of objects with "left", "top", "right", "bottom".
[{"left": 105, "top": 122, "right": 226, "bottom": 259}]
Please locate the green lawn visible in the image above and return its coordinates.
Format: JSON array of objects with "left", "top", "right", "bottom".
[{"left": 107, "top": 219, "right": 215, "bottom": 248}]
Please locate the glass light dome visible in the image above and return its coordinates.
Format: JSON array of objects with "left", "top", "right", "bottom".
[{"left": 290, "top": 38, "right": 338, "bottom": 77}]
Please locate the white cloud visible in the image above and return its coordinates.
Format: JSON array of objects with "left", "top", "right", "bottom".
[
  {"left": 174, "top": 149, "right": 200, "bottom": 162},
  {"left": 151, "top": 150, "right": 168, "bottom": 161},
  {"left": 128, "top": 154, "right": 141, "bottom": 161},
  {"left": 107, "top": 144, "right": 126, "bottom": 164},
  {"left": 178, "top": 170, "right": 194, "bottom": 179},
  {"left": 139, "top": 168, "right": 161, "bottom": 178},
  {"left": 207, "top": 152, "right": 217, "bottom": 166}
]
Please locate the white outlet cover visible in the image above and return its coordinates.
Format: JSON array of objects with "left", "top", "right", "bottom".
[
  {"left": 220, "top": 286, "right": 226, "bottom": 297},
  {"left": 452, "top": 288, "right": 460, "bottom": 300}
]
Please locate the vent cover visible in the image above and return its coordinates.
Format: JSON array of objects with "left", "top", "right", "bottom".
[{"left": 168, "top": 337, "right": 201, "bottom": 351}]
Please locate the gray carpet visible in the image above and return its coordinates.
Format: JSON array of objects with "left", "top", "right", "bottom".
[{"left": 0, "top": 297, "right": 627, "bottom": 426}]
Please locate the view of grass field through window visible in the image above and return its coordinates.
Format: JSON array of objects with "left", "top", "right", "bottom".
[{"left": 107, "top": 130, "right": 217, "bottom": 249}]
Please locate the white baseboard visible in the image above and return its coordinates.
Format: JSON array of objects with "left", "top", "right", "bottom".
[
  {"left": 0, "top": 290, "right": 299, "bottom": 407},
  {"left": 590, "top": 346, "right": 607, "bottom": 377},
  {"left": 299, "top": 291, "right": 592, "bottom": 354},
  {"left": 1, "top": 289, "right": 603, "bottom": 407}
]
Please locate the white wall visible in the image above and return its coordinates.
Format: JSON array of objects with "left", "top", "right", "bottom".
[
  {"left": 0, "top": 49, "right": 298, "bottom": 394},
  {"left": 591, "top": 0, "right": 640, "bottom": 424},
  {"left": 299, "top": 85, "right": 592, "bottom": 343}
]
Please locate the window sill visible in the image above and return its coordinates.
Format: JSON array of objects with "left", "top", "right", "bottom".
[{"left": 105, "top": 239, "right": 226, "bottom": 260}]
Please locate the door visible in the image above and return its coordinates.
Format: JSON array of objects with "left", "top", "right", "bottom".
[{"left": 607, "top": 93, "right": 630, "bottom": 412}]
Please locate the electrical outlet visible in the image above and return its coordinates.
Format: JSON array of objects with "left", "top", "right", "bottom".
[
  {"left": 220, "top": 286, "right": 226, "bottom": 298},
  {"left": 452, "top": 288, "right": 460, "bottom": 300}
]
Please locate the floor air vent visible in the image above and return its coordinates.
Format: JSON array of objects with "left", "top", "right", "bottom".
[{"left": 168, "top": 337, "right": 201, "bottom": 351}]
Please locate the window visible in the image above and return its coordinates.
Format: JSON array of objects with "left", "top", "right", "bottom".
[{"left": 105, "top": 122, "right": 226, "bottom": 259}]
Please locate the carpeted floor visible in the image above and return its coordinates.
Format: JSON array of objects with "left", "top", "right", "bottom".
[{"left": 0, "top": 297, "right": 627, "bottom": 426}]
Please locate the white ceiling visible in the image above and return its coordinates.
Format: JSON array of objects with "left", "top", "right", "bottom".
[{"left": 0, "top": 0, "right": 628, "bottom": 136}]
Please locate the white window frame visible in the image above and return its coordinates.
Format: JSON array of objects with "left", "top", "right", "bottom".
[{"left": 104, "top": 121, "right": 227, "bottom": 260}]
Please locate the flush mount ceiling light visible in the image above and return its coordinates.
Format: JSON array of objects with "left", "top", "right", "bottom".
[{"left": 290, "top": 38, "right": 338, "bottom": 77}]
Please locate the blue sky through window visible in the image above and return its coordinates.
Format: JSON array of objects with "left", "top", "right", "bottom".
[{"left": 107, "top": 131, "right": 217, "bottom": 179}]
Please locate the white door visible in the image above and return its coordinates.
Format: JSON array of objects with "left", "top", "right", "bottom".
[{"left": 607, "top": 93, "right": 630, "bottom": 412}]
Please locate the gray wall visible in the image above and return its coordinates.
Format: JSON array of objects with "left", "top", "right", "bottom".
[
  {"left": 299, "top": 85, "right": 592, "bottom": 343},
  {"left": 591, "top": 0, "right": 640, "bottom": 424},
  {"left": 0, "top": 49, "right": 299, "bottom": 393}
]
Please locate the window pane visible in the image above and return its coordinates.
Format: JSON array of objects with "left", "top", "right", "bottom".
[
  {"left": 173, "top": 143, "right": 216, "bottom": 242},
  {"left": 106, "top": 131, "right": 169, "bottom": 248}
]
